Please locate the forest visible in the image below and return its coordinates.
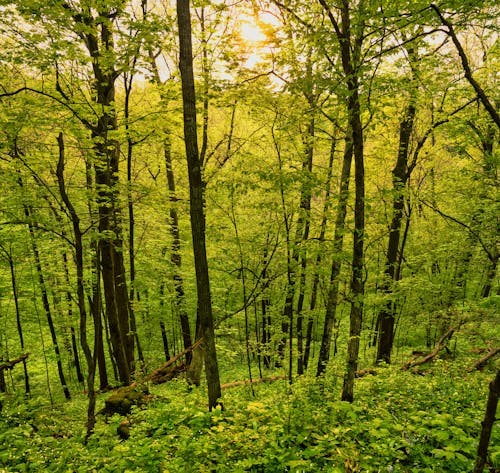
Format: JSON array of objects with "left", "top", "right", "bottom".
[{"left": 0, "top": 0, "right": 498, "bottom": 471}]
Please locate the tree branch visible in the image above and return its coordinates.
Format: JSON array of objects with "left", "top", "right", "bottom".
[
  {"left": 0, "top": 353, "right": 29, "bottom": 372},
  {"left": 430, "top": 4, "right": 500, "bottom": 130},
  {"left": 419, "top": 200, "right": 495, "bottom": 262},
  {"left": 0, "top": 86, "right": 96, "bottom": 132}
]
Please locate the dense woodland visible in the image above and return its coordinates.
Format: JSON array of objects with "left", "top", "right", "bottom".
[{"left": 0, "top": 0, "right": 498, "bottom": 471}]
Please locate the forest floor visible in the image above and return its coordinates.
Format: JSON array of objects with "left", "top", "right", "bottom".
[{"left": 0, "top": 335, "right": 499, "bottom": 472}]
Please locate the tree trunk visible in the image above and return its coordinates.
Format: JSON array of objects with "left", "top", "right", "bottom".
[
  {"left": 124, "top": 72, "right": 144, "bottom": 365},
  {"left": 62, "top": 252, "right": 84, "bottom": 384},
  {"left": 0, "top": 246, "right": 30, "bottom": 394},
  {"left": 316, "top": 133, "right": 353, "bottom": 377},
  {"left": 177, "top": 0, "right": 221, "bottom": 409},
  {"left": 297, "top": 110, "right": 315, "bottom": 375},
  {"left": 473, "top": 369, "right": 500, "bottom": 473},
  {"left": 304, "top": 131, "right": 336, "bottom": 370},
  {"left": 56, "top": 132, "right": 96, "bottom": 439},
  {"left": 78, "top": 6, "right": 133, "bottom": 385},
  {"left": 149, "top": 50, "right": 193, "bottom": 364},
  {"left": 376, "top": 66, "right": 417, "bottom": 363},
  {"left": 316, "top": 0, "right": 367, "bottom": 403},
  {"left": 164, "top": 133, "right": 193, "bottom": 363},
  {"left": 25, "top": 209, "right": 71, "bottom": 400},
  {"left": 160, "top": 321, "right": 171, "bottom": 361},
  {"left": 261, "top": 245, "right": 272, "bottom": 369},
  {"left": 481, "top": 255, "right": 498, "bottom": 298},
  {"left": 85, "top": 158, "right": 109, "bottom": 391},
  {"left": 341, "top": 81, "right": 365, "bottom": 402}
]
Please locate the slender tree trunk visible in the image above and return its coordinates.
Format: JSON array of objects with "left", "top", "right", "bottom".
[
  {"left": 177, "top": 0, "right": 221, "bottom": 409},
  {"left": 60, "top": 252, "right": 84, "bottom": 384},
  {"left": 261, "top": 245, "right": 272, "bottom": 369},
  {"left": 275, "top": 109, "right": 315, "bottom": 377},
  {"left": 199, "top": 5, "right": 209, "bottom": 165},
  {"left": 56, "top": 133, "right": 96, "bottom": 439},
  {"left": 376, "top": 69, "right": 417, "bottom": 363},
  {"left": 316, "top": 0, "right": 366, "bottom": 403},
  {"left": 148, "top": 51, "right": 193, "bottom": 364},
  {"left": 160, "top": 321, "right": 171, "bottom": 361},
  {"left": 316, "top": 136, "right": 353, "bottom": 376},
  {"left": 304, "top": 131, "right": 337, "bottom": 370},
  {"left": 481, "top": 255, "right": 498, "bottom": 298},
  {"left": 297, "top": 109, "right": 315, "bottom": 375},
  {"left": 124, "top": 73, "right": 144, "bottom": 365},
  {"left": 0, "top": 246, "right": 30, "bottom": 394},
  {"left": 164, "top": 133, "right": 193, "bottom": 363},
  {"left": 0, "top": 363, "right": 5, "bottom": 394},
  {"left": 85, "top": 158, "right": 108, "bottom": 391},
  {"left": 341, "top": 80, "right": 365, "bottom": 402},
  {"left": 79, "top": 7, "right": 133, "bottom": 384},
  {"left": 230, "top": 192, "right": 254, "bottom": 393},
  {"left": 23, "top": 202, "right": 71, "bottom": 400},
  {"left": 473, "top": 369, "right": 500, "bottom": 473}
]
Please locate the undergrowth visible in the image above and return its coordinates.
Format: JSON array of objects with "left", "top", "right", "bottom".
[{"left": 0, "top": 355, "right": 498, "bottom": 472}]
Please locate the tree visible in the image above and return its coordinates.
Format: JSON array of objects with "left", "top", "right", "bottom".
[
  {"left": 176, "top": 0, "right": 221, "bottom": 409},
  {"left": 316, "top": 0, "right": 366, "bottom": 402}
]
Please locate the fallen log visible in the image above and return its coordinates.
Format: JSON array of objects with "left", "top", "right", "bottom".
[
  {"left": 0, "top": 353, "right": 29, "bottom": 372},
  {"left": 150, "top": 363, "right": 187, "bottom": 385},
  {"left": 133, "top": 338, "right": 203, "bottom": 387},
  {"left": 101, "top": 340, "right": 205, "bottom": 416},
  {"left": 468, "top": 347, "right": 500, "bottom": 372},
  {"left": 401, "top": 327, "right": 455, "bottom": 370}
]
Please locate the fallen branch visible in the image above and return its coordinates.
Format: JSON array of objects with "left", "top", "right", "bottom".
[
  {"left": 151, "top": 363, "right": 187, "bottom": 385},
  {"left": 468, "top": 348, "right": 500, "bottom": 372},
  {"left": 401, "top": 328, "right": 455, "bottom": 370},
  {"left": 0, "top": 353, "right": 29, "bottom": 372},
  {"left": 134, "top": 338, "right": 203, "bottom": 387}
]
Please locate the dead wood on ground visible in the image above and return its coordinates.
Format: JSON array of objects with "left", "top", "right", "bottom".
[
  {"left": 401, "top": 327, "right": 455, "bottom": 370},
  {"left": 468, "top": 347, "right": 500, "bottom": 372},
  {"left": 0, "top": 353, "right": 29, "bottom": 372}
]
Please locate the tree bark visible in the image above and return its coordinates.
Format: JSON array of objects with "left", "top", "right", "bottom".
[
  {"left": 72, "top": 4, "right": 133, "bottom": 384},
  {"left": 56, "top": 132, "right": 96, "bottom": 439},
  {"left": 0, "top": 245, "right": 30, "bottom": 394},
  {"left": 27, "top": 217, "right": 71, "bottom": 400},
  {"left": 304, "top": 131, "right": 336, "bottom": 370},
  {"left": 297, "top": 108, "right": 315, "bottom": 375},
  {"left": 148, "top": 50, "right": 193, "bottom": 364},
  {"left": 317, "top": 0, "right": 366, "bottom": 403},
  {"left": 376, "top": 57, "right": 417, "bottom": 363},
  {"left": 473, "top": 369, "right": 500, "bottom": 473},
  {"left": 124, "top": 72, "right": 144, "bottom": 365},
  {"left": 431, "top": 4, "right": 500, "bottom": 131},
  {"left": 317, "top": 132, "right": 353, "bottom": 376},
  {"left": 177, "top": 0, "right": 221, "bottom": 409},
  {"left": 85, "top": 158, "right": 109, "bottom": 391}
]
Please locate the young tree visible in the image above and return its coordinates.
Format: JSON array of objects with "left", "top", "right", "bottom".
[
  {"left": 317, "top": 0, "right": 366, "bottom": 402},
  {"left": 176, "top": 0, "right": 221, "bottom": 409}
]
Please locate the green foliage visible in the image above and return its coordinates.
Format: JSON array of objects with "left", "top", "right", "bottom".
[{"left": 0, "top": 358, "right": 497, "bottom": 472}]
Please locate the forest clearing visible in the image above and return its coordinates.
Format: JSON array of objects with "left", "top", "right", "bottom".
[{"left": 0, "top": 0, "right": 498, "bottom": 471}]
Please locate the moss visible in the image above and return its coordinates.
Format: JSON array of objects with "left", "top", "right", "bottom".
[{"left": 104, "top": 387, "right": 146, "bottom": 416}]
